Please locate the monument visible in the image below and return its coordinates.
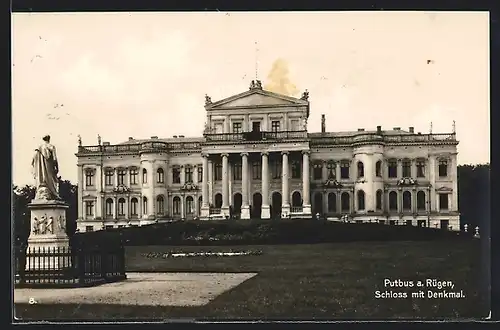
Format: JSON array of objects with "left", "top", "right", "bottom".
[{"left": 27, "top": 135, "right": 70, "bottom": 269}]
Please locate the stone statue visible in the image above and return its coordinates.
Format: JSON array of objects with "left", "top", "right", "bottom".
[
  {"left": 97, "top": 134, "right": 102, "bottom": 145},
  {"left": 32, "top": 135, "right": 61, "bottom": 200},
  {"left": 301, "top": 89, "right": 309, "bottom": 101},
  {"left": 255, "top": 80, "right": 262, "bottom": 89},
  {"left": 46, "top": 216, "right": 54, "bottom": 234},
  {"left": 249, "top": 80, "right": 256, "bottom": 90},
  {"left": 58, "top": 215, "right": 66, "bottom": 231},
  {"left": 77, "top": 134, "right": 82, "bottom": 147},
  {"left": 32, "top": 217, "right": 40, "bottom": 234},
  {"left": 205, "top": 94, "right": 212, "bottom": 105}
]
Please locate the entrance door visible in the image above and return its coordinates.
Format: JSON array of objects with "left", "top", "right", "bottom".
[
  {"left": 252, "top": 193, "right": 262, "bottom": 219},
  {"left": 233, "top": 193, "right": 242, "bottom": 215},
  {"left": 313, "top": 192, "right": 323, "bottom": 215},
  {"left": 271, "top": 192, "right": 282, "bottom": 219},
  {"left": 440, "top": 220, "right": 449, "bottom": 230},
  {"left": 252, "top": 121, "right": 261, "bottom": 133}
]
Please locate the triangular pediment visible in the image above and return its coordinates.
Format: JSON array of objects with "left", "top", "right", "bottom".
[
  {"left": 436, "top": 186, "right": 453, "bottom": 192},
  {"left": 207, "top": 89, "right": 308, "bottom": 110}
]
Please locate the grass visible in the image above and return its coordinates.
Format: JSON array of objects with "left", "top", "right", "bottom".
[{"left": 14, "top": 239, "right": 488, "bottom": 321}]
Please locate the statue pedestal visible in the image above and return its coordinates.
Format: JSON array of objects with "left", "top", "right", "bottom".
[{"left": 26, "top": 199, "right": 71, "bottom": 270}]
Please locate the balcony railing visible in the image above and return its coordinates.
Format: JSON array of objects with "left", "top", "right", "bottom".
[
  {"left": 77, "top": 141, "right": 201, "bottom": 155},
  {"left": 290, "top": 206, "right": 303, "bottom": 213},
  {"left": 310, "top": 133, "right": 457, "bottom": 145},
  {"left": 204, "top": 130, "right": 308, "bottom": 142}
]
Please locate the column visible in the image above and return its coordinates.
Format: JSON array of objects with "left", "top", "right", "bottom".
[
  {"left": 193, "top": 165, "right": 199, "bottom": 184},
  {"left": 224, "top": 116, "right": 230, "bottom": 133},
  {"left": 397, "top": 188, "right": 402, "bottom": 214},
  {"left": 208, "top": 159, "right": 213, "bottom": 206},
  {"left": 114, "top": 168, "right": 118, "bottom": 186},
  {"left": 428, "top": 156, "right": 436, "bottom": 212},
  {"left": 335, "top": 162, "right": 341, "bottom": 180},
  {"left": 241, "top": 152, "right": 250, "bottom": 219},
  {"left": 302, "top": 151, "right": 311, "bottom": 215},
  {"left": 451, "top": 153, "right": 458, "bottom": 212},
  {"left": 96, "top": 167, "right": 102, "bottom": 219},
  {"left": 180, "top": 165, "right": 185, "bottom": 185},
  {"left": 77, "top": 165, "right": 84, "bottom": 220},
  {"left": 321, "top": 161, "right": 327, "bottom": 181},
  {"left": 221, "top": 153, "right": 230, "bottom": 216},
  {"left": 113, "top": 196, "right": 117, "bottom": 220},
  {"left": 181, "top": 195, "right": 185, "bottom": 220},
  {"left": 126, "top": 195, "right": 130, "bottom": 220},
  {"left": 201, "top": 154, "right": 209, "bottom": 218},
  {"left": 261, "top": 152, "right": 271, "bottom": 219},
  {"left": 281, "top": 151, "right": 290, "bottom": 216}
]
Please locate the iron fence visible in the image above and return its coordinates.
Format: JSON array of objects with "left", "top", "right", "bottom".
[{"left": 15, "top": 244, "right": 126, "bottom": 288}]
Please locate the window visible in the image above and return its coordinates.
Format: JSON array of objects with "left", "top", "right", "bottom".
[
  {"left": 357, "top": 161, "right": 364, "bottom": 178},
  {"left": 198, "top": 166, "right": 203, "bottom": 182},
  {"left": 85, "top": 170, "right": 94, "bottom": 186},
  {"left": 172, "top": 167, "right": 180, "bottom": 184},
  {"left": 357, "top": 190, "right": 365, "bottom": 210},
  {"left": 326, "top": 162, "right": 335, "bottom": 179},
  {"left": 214, "top": 163, "right": 223, "bottom": 181},
  {"left": 117, "top": 169, "right": 126, "bottom": 185},
  {"left": 271, "top": 120, "right": 280, "bottom": 132},
  {"left": 271, "top": 160, "right": 281, "bottom": 179},
  {"left": 375, "top": 161, "right": 382, "bottom": 177},
  {"left": 186, "top": 196, "right": 194, "bottom": 214},
  {"left": 417, "top": 160, "right": 425, "bottom": 178},
  {"left": 340, "top": 161, "right": 350, "bottom": 179},
  {"left": 328, "top": 193, "right": 336, "bottom": 212},
  {"left": 402, "top": 191, "right": 412, "bottom": 210},
  {"left": 105, "top": 198, "right": 113, "bottom": 216},
  {"left": 402, "top": 159, "right": 411, "bottom": 177},
  {"left": 233, "top": 122, "right": 242, "bottom": 133},
  {"left": 157, "top": 168, "right": 165, "bottom": 184},
  {"left": 142, "top": 168, "right": 147, "bottom": 184},
  {"left": 389, "top": 191, "right": 398, "bottom": 211},
  {"left": 388, "top": 160, "right": 397, "bottom": 178},
  {"left": 313, "top": 163, "right": 322, "bottom": 180},
  {"left": 173, "top": 196, "right": 181, "bottom": 215},
  {"left": 233, "top": 162, "right": 242, "bottom": 181},
  {"left": 130, "top": 198, "right": 138, "bottom": 216},
  {"left": 439, "top": 194, "right": 449, "bottom": 210},
  {"left": 156, "top": 195, "right": 165, "bottom": 215},
  {"left": 105, "top": 169, "right": 114, "bottom": 186},
  {"left": 85, "top": 201, "right": 94, "bottom": 216},
  {"left": 438, "top": 160, "right": 448, "bottom": 177},
  {"left": 341, "top": 192, "right": 350, "bottom": 212},
  {"left": 252, "top": 121, "right": 261, "bottom": 132},
  {"left": 290, "top": 119, "right": 299, "bottom": 131},
  {"left": 252, "top": 162, "right": 261, "bottom": 180},
  {"left": 129, "top": 168, "right": 138, "bottom": 185},
  {"left": 85, "top": 226, "right": 94, "bottom": 232},
  {"left": 143, "top": 197, "right": 148, "bottom": 215},
  {"left": 376, "top": 190, "right": 383, "bottom": 210},
  {"left": 417, "top": 191, "right": 426, "bottom": 210},
  {"left": 291, "top": 161, "right": 301, "bottom": 179},
  {"left": 185, "top": 166, "right": 193, "bottom": 183},
  {"left": 118, "top": 198, "right": 125, "bottom": 216}
]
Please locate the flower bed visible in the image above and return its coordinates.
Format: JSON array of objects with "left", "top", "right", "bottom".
[{"left": 142, "top": 250, "right": 263, "bottom": 259}]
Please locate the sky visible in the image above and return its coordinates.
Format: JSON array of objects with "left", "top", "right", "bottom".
[{"left": 12, "top": 11, "right": 490, "bottom": 186}]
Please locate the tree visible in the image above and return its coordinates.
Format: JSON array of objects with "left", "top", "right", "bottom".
[{"left": 458, "top": 164, "right": 490, "bottom": 228}]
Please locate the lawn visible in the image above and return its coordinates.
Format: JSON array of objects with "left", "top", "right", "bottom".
[{"left": 15, "top": 238, "right": 488, "bottom": 321}]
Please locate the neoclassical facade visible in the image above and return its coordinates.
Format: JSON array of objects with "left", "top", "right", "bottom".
[{"left": 75, "top": 80, "right": 460, "bottom": 232}]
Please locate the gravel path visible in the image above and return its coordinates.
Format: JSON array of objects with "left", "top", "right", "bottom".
[{"left": 14, "top": 272, "right": 257, "bottom": 307}]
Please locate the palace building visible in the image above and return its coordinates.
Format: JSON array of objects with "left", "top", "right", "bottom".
[{"left": 75, "top": 80, "right": 460, "bottom": 232}]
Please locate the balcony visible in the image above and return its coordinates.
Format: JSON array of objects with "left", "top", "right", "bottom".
[
  {"left": 77, "top": 141, "right": 201, "bottom": 155},
  {"left": 204, "top": 130, "right": 308, "bottom": 143},
  {"left": 310, "top": 133, "right": 457, "bottom": 146}
]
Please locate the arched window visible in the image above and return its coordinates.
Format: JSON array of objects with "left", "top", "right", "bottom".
[
  {"left": 341, "top": 192, "right": 350, "bottom": 212},
  {"left": 118, "top": 198, "right": 125, "bottom": 216},
  {"left": 105, "top": 198, "right": 113, "bottom": 216},
  {"left": 375, "top": 161, "right": 382, "bottom": 177},
  {"left": 142, "top": 168, "right": 147, "bottom": 184},
  {"left": 389, "top": 191, "right": 398, "bottom": 211},
  {"left": 130, "top": 197, "right": 138, "bottom": 216},
  {"left": 327, "top": 192, "right": 336, "bottom": 212},
  {"left": 129, "top": 168, "right": 138, "bottom": 185},
  {"left": 357, "top": 190, "right": 365, "bottom": 210},
  {"left": 156, "top": 195, "right": 164, "bottom": 215},
  {"left": 292, "top": 191, "right": 302, "bottom": 207},
  {"left": 403, "top": 191, "right": 412, "bottom": 210},
  {"left": 417, "top": 191, "right": 426, "bottom": 210},
  {"left": 357, "top": 161, "right": 364, "bottom": 178},
  {"left": 173, "top": 196, "right": 181, "bottom": 215},
  {"left": 214, "top": 193, "right": 223, "bottom": 208},
  {"left": 143, "top": 197, "right": 148, "bottom": 215},
  {"left": 376, "top": 190, "right": 383, "bottom": 210},
  {"left": 157, "top": 168, "right": 164, "bottom": 184},
  {"left": 186, "top": 196, "right": 194, "bottom": 214}
]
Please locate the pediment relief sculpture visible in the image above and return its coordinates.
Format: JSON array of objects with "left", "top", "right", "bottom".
[{"left": 113, "top": 184, "right": 131, "bottom": 193}]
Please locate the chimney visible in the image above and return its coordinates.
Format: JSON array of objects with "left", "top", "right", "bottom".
[
  {"left": 357, "top": 128, "right": 365, "bottom": 132},
  {"left": 151, "top": 136, "right": 158, "bottom": 139},
  {"left": 103, "top": 142, "right": 110, "bottom": 146},
  {"left": 179, "top": 135, "right": 185, "bottom": 138},
  {"left": 321, "top": 114, "right": 326, "bottom": 133},
  {"left": 376, "top": 126, "right": 382, "bottom": 134},
  {"left": 393, "top": 127, "right": 401, "bottom": 131},
  {"left": 409, "top": 127, "right": 414, "bottom": 133},
  {"left": 173, "top": 135, "right": 177, "bottom": 138},
  {"left": 128, "top": 137, "right": 134, "bottom": 141}
]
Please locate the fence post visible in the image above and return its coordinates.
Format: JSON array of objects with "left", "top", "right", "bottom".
[
  {"left": 77, "top": 247, "right": 85, "bottom": 284},
  {"left": 101, "top": 246, "right": 107, "bottom": 281}
]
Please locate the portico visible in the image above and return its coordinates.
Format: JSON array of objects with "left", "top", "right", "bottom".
[{"left": 200, "top": 149, "right": 312, "bottom": 220}]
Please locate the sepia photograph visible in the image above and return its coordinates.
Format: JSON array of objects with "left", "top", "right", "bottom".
[{"left": 12, "top": 11, "right": 490, "bottom": 321}]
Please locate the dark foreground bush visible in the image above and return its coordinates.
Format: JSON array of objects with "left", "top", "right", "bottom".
[{"left": 71, "top": 219, "right": 475, "bottom": 246}]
